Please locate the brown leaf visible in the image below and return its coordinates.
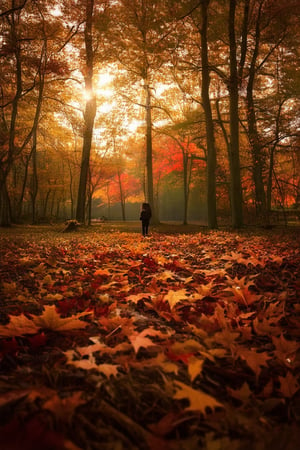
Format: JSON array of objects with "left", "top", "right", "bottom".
[
  {"left": 235, "top": 348, "right": 271, "bottom": 378},
  {"left": 43, "top": 392, "right": 86, "bottom": 422},
  {"left": 227, "top": 382, "right": 252, "bottom": 403},
  {"left": 272, "top": 334, "right": 300, "bottom": 364},
  {"left": 278, "top": 372, "right": 300, "bottom": 398}
]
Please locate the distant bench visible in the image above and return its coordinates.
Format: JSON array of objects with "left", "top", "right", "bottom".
[{"left": 269, "top": 209, "right": 300, "bottom": 224}]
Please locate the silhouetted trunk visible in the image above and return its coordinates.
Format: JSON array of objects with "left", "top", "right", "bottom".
[
  {"left": 68, "top": 160, "right": 75, "bottom": 218},
  {"left": 246, "top": 1, "right": 266, "bottom": 218},
  {"left": 30, "top": 136, "right": 38, "bottom": 223},
  {"left": 0, "top": 12, "right": 22, "bottom": 226},
  {"left": 16, "top": 155, "right": 29, "bottom": 220},
  {"left": 76, "top": 0, "right": 96, "bottom": 223},
  {"left": 0, "top": 173, "right": 11, "bottom": 226},
  {"left": 145, "top": 82, "right": 158, "bottom": 223},
  {"left": 228, "top": 0, "right": 243, "bottom": 228},
  {"left": 42, "top": 189, "right": 51, "bottom": 218},
  {"left": 201, "top": 0, "right": 217, "bottom": 229}
]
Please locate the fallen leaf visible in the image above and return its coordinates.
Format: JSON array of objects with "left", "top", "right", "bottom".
[
  {"left": 67, "top": 354, "right": 120, "bottom": 377},
  {"left": 164, "top": 289, "right": 189, "bottom": 309},
  {"left": 0, "top": 314, "right": 39, "bottom": 337},
  {"left": 32, "top": 305, "right": 91, "bottom": 331},
  {"left": 173, "top": 381, "right": 223, "bottom": 413},
  {"left": 227, "top": 382, "right": 252, "bottom": 403},
  {"left": 278, "top": 372, "right": 300, "bottom": 398},
  {"left": 235, "top": 348, "right": 271, "bottom": 378},
  {"left": 129, "top": 333, "right": 159, "bottom": 353},
  {"left": 43, "top": 392, "right": 86, "bottom": 422},
  {"left": 188, "top": 356, "right": 204, "bottom": 381}
]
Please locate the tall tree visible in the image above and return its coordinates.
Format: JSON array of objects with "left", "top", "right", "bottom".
[
  {"left": 76, "top": 0, "right": 97, "bottom": 223},
  {"left": 228, "top": 0, "right": 243, "bottom": 227},
  {"left": 200, "top": 0, "right": 217, "bottom": 228}
]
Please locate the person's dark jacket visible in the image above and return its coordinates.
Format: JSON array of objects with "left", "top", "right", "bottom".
[{"left": 140, "top": 209, "right": 151, "bottom": 222}]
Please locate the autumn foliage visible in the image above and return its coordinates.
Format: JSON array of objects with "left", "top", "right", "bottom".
[{"left": 0, "top": 226, "right": 299, "bottom": 449}]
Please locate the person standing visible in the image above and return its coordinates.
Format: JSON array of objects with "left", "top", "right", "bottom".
[{"left": 140, "top": 203, "right": 152, "bottom": 236}]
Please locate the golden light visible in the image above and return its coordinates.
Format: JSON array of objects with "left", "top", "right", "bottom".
[
  {"left": 83, "top": 88, "right": 93, "bottom": 102},
  {"left": 96, "top": 71, "right": 114, "bottom": 98}
]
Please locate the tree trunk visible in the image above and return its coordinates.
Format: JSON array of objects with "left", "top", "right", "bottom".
[
  {"left": 0, "top": 12, "right": 23, "bottom": 226},
  {"left": 245, "top": 1, "right": 266, "bottom": 218},
  {"left": 145, "top": 82, "right": 158, "bottom": 223},
  {"left": 201, "top": 0, "right": 218, "bottom": 229},
  {"left": 76, "top": 0, "right": 96, "bottom": 224},
  {"left": 0, "top": 173, "right": 11, "bottom": 226},
  {"left": 117, "top": 169, "right": 126, "bottom": 221},
  {"left": 228, "top": 0, "right": 243, "bottom": 228}
]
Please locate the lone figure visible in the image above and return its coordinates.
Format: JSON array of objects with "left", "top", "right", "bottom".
[{"left": 140, "top": 202, "right": 152, "bottom": 236}]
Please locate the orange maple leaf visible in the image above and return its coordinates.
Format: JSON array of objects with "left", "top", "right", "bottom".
[
  {"left": 32, "top": 305, "right": 91, "bottom": 331},
  {"left": 173, "top": 381, "right": 223, "bottom": 413}
]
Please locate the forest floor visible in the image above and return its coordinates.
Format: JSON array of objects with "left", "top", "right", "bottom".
[{"left": 0, "top": 223, "right": 299, "bottom": 450}]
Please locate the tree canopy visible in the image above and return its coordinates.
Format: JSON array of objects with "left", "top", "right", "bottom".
[{"left": 0, "top": 0, "right": 299, "bottom": 227}]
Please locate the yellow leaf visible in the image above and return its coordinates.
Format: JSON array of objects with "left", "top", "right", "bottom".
[
  {"left": 164, "top": 289, "right": 189, "bottom": 309},
  {"left": 188, "top": 357, "right": 204, "bottom": 381},
  {"left": 173, "top": 381, "right": 223, "bottom": 414},
  {"left": 154, "top": 270, "right": 176, "bottom": 282},
  {"left": 195, "top": 281, "right": 215, "bottom": 297},
  {"left": 32, "top": 305, "right": 91, "bottom": 331}
]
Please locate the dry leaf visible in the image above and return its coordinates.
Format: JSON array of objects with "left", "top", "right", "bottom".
[
  {"left": 32, "top": 305, "right": 91, "bottom": 331},
  {"left": 164, "top": 289, "right": 189, "bottom": 309},
  {"left": 43, "top": 392, "right": 86, "bottom": 422},
  {"left": 0, "top": 314, "right": 39, "bottom": 337},
  {"left": 173, "top": 381, "right": 223, "bottom": 413},
  {"left": 188, "top": 357, "right": 204, "bottom": 381}
]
